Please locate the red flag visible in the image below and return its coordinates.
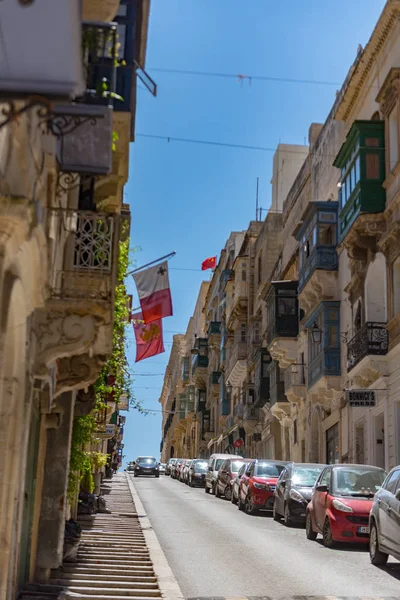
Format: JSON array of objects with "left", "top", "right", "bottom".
[
  {"left": 132, "top": 261, "right": 173, "bottom": 324},
  {"left": 132, "top": 312, "right": 165, "bottom": 362},
  {"left": 201, "top": 256, "right": 217, "bottom": 271}
]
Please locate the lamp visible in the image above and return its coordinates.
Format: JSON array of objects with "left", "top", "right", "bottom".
[
  {"left": 311, "top": 322, "right": 322, "bottom": 344},
  {"left": 310, "top": 321, "right": 349, "bottom": 344},
  {"left": 226, "top": 382, "right": 232, "bottom": 394}
]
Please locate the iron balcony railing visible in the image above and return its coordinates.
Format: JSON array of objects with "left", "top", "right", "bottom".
[
  {"left": 284, "top": 363, "right": 306, "bottom": 390},
  {"left": 48, "top": 208, "right": 118, "bottom": 302},
  {"left": 347, "top": 322, "right": 388, "bottom": 371}
]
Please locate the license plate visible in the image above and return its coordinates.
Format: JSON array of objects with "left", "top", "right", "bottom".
[{"left": 358, "top": 526, "right": 370, "bottom": 534}]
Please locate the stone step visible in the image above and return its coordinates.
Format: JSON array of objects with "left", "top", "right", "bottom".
[
  {"left": 65, "top": 586, "right": 160, "bottom": 597},
  {"left": 75, "top": 560, "right": 153, "bottom": 567},
  {"left": 52, "top": 573, "right": 156, "bottom": 583},
  {"left": 58, "top": 566, "right": 154, "bottom": 576},
  {"left": 52, "top": 579, "right": 158, "bottom": 590},
  {"left": 64, "top": 593, "right": 160, "bottom": 599}
]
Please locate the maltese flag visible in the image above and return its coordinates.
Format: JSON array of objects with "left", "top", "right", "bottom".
[{"left": 132, "top": 261, "right": 173, "bottom": 324}]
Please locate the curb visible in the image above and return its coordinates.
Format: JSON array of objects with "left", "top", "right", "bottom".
[{"left": 125, "top": 473, "right": 185, "bottom": 600}]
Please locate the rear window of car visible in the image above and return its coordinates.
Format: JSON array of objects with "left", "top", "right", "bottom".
[
  {"left": 292, "top": 467, "right": 325, "bottom": 487},
  {"left": 137, "top": 457, "right": 157, "bottom": 465},
  {"left": 231, "top": 461, "right": 245, "bottom": 473},
  {"left": 215, "top": 459, "right": 224, "bottom": 470},
  {"left": 255, "top": 463, "right": 285, "bottom": 477},
  {"left": 194, "top": 461, "right": 208, "bottom": 472}
]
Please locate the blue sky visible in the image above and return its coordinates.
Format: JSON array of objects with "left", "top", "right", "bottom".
[{"left": 122, "top": 0, "right": 385, "bottom": 463}]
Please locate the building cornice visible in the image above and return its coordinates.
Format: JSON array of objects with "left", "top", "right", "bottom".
[{"left": 334, "top": 1, "right": 400, "bottom": 122}]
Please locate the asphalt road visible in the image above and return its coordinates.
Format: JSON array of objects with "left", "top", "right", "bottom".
[{"left": 130, "top": 474, "right": 400, "bottom": 599}]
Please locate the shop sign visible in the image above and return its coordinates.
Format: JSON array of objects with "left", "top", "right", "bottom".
[{"left": 346, "top": 389, "right": 376, "bottom": 407}]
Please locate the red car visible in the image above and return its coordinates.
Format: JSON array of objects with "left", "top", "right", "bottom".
[
  {"left": 238, "top": 459, "right": 288, "bottom": 515},
  {"left": 306, "top": 464, "right": 386, "bottom": 547}
]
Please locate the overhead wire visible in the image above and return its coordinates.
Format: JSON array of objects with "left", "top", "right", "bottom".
[{"left": 149, "top": 67, "right": 341, "bottom": 87}]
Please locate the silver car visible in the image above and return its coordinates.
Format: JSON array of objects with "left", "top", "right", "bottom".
[{"left": 369, "top": 465, "right": 400, "bottom": 565}]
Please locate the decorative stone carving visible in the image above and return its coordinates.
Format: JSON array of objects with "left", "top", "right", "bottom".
[
  {"left": 268, "top": 339, "right": 297, "bottom": 369},
  {"left": 347, "top": 356, "right": 388, "bottom": 388},
  {"left": 33, "top": 310, "right": 99, "bottom": 376},
  {"left": 55, "top": 354, "right": 106, "bottom": 398},
  {"left": 299, "top": 271, "right": 338, "bottom": 318},
  {"left": 75, "top": 387, "right": 97, "bottom": 417}
]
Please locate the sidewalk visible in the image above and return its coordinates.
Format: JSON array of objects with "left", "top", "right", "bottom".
[{"left": 22, "top": 473, "right": 182, "bottom": 600}]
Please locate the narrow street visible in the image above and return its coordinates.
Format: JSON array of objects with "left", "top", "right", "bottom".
[{"left": 131, "top": 475, "right": 400, "bottom": 599}]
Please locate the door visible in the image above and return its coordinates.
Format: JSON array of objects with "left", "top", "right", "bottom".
[
  {"left": 275, "top": 467, "right": 288, "bottom": 515},
  {"left": 326, "top": 423, "right": 339, "bottom": 464},
  {"left": 384, "top": 469, "right": 400, "bottom": 553},
  {"left": 240, "top": 462, "right": 253, "bottom": 502},
  {"left": 378, "top": 469, "right": 400, "bottom": 548},
  {"left": 18, "top": 406, "right": 40, "bottom": 589},
  {"left": 313, "top": 468, "right": 331, "bottom": 530}
]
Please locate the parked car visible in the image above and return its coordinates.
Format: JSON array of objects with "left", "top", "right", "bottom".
[
  {"left": 274, "top": 462, "right": 326, "bottom": 526},
  {"left": 171, "top": 458, "right": 183, "bottom": 479},
  {"left": 126, "top": 461, "right": 136, "bottom": 472},
  {"left": 165, "top": 458, "right": 176, "bottom": 476},
  {"left": 369, "top": 464, "right": 400, "bottom": 565},
  {"left": 205, "top": 453, "right": 238, "bottom": 494},
  {"left": 188, "top": 459, "right": 209, "bottom": 487},
  {"left": 134, "top": 456, "right": 160, "bottom": 478},
  {"left": 176, "top": 459, "right": 186, "bottom": 481},
  {"left": 182, "top": 460, "right": 193, "bottom": 484},
  {"left": 216, "top": 458, "right": 252, "bottom": 501},
  {"left": 159, "top": 463, "right": 166, "bottom": 475},
  {"left": 231, "top": 463, "right": 248, "bottom": 505},
  {"left": 306, "top": 464, "right": 386, "bottom": 547},
  {"left": 238, "top": 460, "right": 288, "bottom": 514}
]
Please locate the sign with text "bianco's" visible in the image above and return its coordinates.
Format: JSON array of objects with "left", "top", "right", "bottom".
[{"left": 346, "top": 389, "right": 376, "bottom": 407}]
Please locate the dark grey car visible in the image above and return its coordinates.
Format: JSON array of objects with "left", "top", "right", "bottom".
[
  {"left": 273, "top": 462, "right": 326, "bottom": 526},
  {"left": 369, "top": 465, "right": 400, "bottom": 565}
]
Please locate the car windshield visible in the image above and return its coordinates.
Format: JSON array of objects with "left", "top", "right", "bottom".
[
  {"left": 231, "top": 461, "right": 245, "bottom": 473},
  {"left": 215, "top": 459, "right": 224, "bottom": 470},
  {"left": 255, "top": 463, "right": 285, "bottom": 478},
  {"left": 194, "top": 461, "right": 208, "bottom": 472},
  {"left": 292, "top": 467, "right": 325, "bottom": 487},
  {"left": 332, "top": 468, "right": 386, "bottom": 497},
  {"left": 137, "top": 457, "right": 157, "bottom": 466}
]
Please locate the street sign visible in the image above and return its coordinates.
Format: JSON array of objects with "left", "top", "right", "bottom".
[
  {"left": 234, "top": 438, "right": 244, "bottom": 448},
  {"left": 346, "top": 389, "right": 376, "bottom": 407}
]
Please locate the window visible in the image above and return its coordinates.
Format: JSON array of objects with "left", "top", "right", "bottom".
[
  {"left": 240, "top": 324, "right": 247, "bottom": 343},
  {"left": 258, "top": 254, "right": 262, "bottom": 285},
  {"left": 389, "top": 105, "right": 399, "bottom": 171},
  {"left": 242, "top": 269, "right": 246, "bottom": 281},
  {"left": 319, "top": 223, "right": 336, "bottom": 245},
  {"left": 384, "top": 469, "right": 400, "bottom": 494},
  {"left": 293, "top": 419, "right": 298, "bottom": 444},
  {"left": 277, "top": 296, "right": 297, "bottom": 316},
  {"left": 320, "top": 468, "right": 331, "bottom": 489}
]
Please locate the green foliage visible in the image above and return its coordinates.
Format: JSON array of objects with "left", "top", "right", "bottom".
[{"left": 68, "top": 415, "right": 97, "bottom": 502}]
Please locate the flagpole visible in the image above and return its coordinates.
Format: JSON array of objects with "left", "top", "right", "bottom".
[{"left": 126, "top": 251, "right": 176, "bottom": 277}]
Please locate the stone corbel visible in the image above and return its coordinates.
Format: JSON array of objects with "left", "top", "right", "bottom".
[
  {"left": 54, "top": 353, "right": 106, "bottom": 399},
  {"left": 33, "top": 309, "right": 100, "bottom": 377},
  {"left": 75, "top": 387, "right": 97, "bottom": 417}
]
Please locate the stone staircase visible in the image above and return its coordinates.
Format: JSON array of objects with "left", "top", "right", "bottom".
[{"left": 21, "top": 474, "right": 161, "bottom": 600}]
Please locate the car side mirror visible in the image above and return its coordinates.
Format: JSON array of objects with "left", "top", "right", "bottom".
[
  {"left": 315, "top": 484, "right": 328, "bottom": 493},
  {"left": 395, "top": 489, "right": 400, "bottom": 501}
]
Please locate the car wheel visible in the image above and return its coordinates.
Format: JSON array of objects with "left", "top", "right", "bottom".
[
  {"left": 134, "top": 473, "right": 138, "bottom": 477},
  {"left": 245, "top": 494, "right": 258, "bottom": 515},
  {"left": 284, "top": 503, "right": 292, "bottom": 527},
  {"left": 238, "top": 494, "right": 244, "bottom": 511},
  {"left": 231, "top": 491, "right": 237, "bottom": 505},
  {"left": 273, "top": 503, "right": 282, "bottom": 521},
  {"left": 225, "top": 485, "right": 232, "bottom": 501},
  {"left": 322, "top": 517, "right": 336, "bottom": 548},
  {"left": 369, "top": 522, "right": 388, "bottom": 566},
  {"left": 155, "top": 474, "right": 160, "bottom": 478},
  {"left": 211, "top": 483, "right": 216, "bottom": 495},
  {"left": 306, "top": 511, "right": 318, "bottom": 540},
  {"left": 205, "top": 485, "right": 210, "bottom": 494},
  {"left": 215, "top": 484, "right": 221, "bottom": 498}
]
